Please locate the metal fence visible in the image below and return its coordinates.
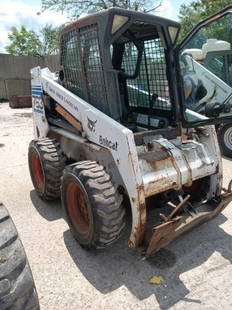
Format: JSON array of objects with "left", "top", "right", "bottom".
[{"left": 0, "top": 54, "right": 59, "bottom": 100}]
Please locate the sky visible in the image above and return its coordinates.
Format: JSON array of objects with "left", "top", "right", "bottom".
[{"left": 0, "top": 0, "right": 192, "bottom": 52}]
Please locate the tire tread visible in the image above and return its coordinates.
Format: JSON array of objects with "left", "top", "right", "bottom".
[
  {"left": 28, "top": 138, "right": 66, "bottom": 200},
  {"left": 0, "top": 203, "right": 39, "bottom": 309},
  {"left": 62, "top": 161, "right": 125, "bottom": 249}
]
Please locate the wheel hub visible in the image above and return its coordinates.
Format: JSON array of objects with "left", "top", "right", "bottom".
[
  {"left": 66, "top": 182, "right": 90, "bottom": 234},
  {"left": 31, "top": 152, "right": 45, "bottom": 189}
]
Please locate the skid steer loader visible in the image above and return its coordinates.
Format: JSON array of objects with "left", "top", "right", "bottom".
[{"left": 28, "top": 7, "right": 232, "bottom": 256}]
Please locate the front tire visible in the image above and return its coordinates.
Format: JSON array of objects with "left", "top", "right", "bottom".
[
  {"left": 61, "top": 161, "right": 125, "bottom": 249},
  {"left": 28, "top": 138, "right": 66, "bottom": 200},
  {"left": 218, "top": 124, "right": 232, "bottom": 158}
]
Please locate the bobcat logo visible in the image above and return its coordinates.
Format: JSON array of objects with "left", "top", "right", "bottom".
[{"left": 87, "top": 117, "right": 97, "bottom": 132}]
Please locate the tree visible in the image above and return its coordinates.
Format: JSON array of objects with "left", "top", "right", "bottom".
[
  {"left": 5, "top": 26, "right": 42, "bottom": 56},
  {"left": 40, "top": 24, "right": 59, "bottom": 55},
  {"left": 5, "top": 25, "right": 59, "bottom": 56},
  {"left": 41, "top": 0, "right": 161, "bottom": 17},
  {"left": 178, "top": 0, "right": 232, "bottom": 40}
]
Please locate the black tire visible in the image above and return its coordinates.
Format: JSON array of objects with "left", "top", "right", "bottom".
[
  {"left": 28, "top": 138, "right": 66, "bottom": 200},
  {"left": 218, "top": 124, "right": 232, "bottom": 158},
  {"left": 61, "top": 161, "right": 125, "bottom": 249},
  {"left": 0, "top": 202, "right": 40, "bottom": 310}
]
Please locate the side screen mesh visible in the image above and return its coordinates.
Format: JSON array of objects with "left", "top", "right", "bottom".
[
  {"left": 80, "top": 25, "right": 107, "bottom": 110},
  {"left": 122, "top": 38, "right": 171, "bottom": 110},
  {"left": 61, "top": 29, "right": 87, "bottom": 100},
  {"left": 61, "top": 24, "right": 107, "bottom": 109}
]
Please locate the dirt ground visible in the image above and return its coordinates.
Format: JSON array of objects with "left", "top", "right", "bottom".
[{"left": 0, "top": 101, "right": 232, "bottom": 310}]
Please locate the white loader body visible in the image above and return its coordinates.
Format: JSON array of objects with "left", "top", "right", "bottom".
[{"left": 31, "top": 66, "right": 223, "bottom": 248}]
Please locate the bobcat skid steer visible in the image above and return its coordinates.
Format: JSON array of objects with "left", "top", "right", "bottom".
[{"left": 28, "top": 7, "right": 232, "bottom": 256}]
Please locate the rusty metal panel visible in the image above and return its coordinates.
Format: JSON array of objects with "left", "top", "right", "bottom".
[
  {"left": 145, "top": 182, "right": 232, "bottom": 256},
  {"left": 139, "top": 131, "right": 220, "bottom": 198}
]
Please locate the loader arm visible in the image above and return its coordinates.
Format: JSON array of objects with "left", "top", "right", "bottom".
[{"left": 31, "top": 66, "right": 146, "bottom": 247}]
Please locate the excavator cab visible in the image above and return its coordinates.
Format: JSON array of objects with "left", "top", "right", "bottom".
[
  {"left": 179, "top": 6, "right": 232, "bottom": 125},
  {"left": 178, "top": 6, "right": 232, "bottom": 156}
]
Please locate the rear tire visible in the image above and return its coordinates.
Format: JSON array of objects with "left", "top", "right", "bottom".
[
  {"left": 218, "top": 124, "right": 232, "bottom": 158},
  {"left": 61, "top": 161, "right": 125, "bottom": 249},
  {"left": 0, "top": 202, "right": 40, "bottom": 310},
  {"left": 28, "top": 138, "right": 66, "bottom": 200}
]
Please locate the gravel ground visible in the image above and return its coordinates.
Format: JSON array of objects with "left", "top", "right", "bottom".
[{"left": 0, "top": 101, "right": 232, "bottom": 310}]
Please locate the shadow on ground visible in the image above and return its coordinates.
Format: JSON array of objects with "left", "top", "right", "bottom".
[
  {"left": 30, "top": 190, "right": 232, "bottom": 309},
  {"left": 63, "top": 214, "right": 232, "bottom": 309},
  {"left": 223, "top": 155, "right": 232, "bottom": 161},
  {"left": 30, "top": 190, "right": 62, "bottom": 221}
]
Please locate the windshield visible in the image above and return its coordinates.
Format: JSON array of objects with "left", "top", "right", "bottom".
[{"left": 122, "top": 38, "right": 171, "bottom": 111}]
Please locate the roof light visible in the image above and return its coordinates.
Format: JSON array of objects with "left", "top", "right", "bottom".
[{"left": 112, "top": 15, "right": 129, "bottom": 34}]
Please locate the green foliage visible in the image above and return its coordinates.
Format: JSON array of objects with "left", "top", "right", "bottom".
[
  {"left": 40, "top": 24, "right": 59, "bottom": 55},
  {"left": 5, "top": 26, "right": 42, "bottom": 56},
  {"left": 179, "top": 0, "right": 232, "bottom": 40},
  {"left": 5, "top": 25, "right": 59, "bottom": 56},
  {"left": 182, "top": 13, "right": 232, "bottom": 50},
  {"left": 41, "top": 0, "right": 159, "bottom": 17}
]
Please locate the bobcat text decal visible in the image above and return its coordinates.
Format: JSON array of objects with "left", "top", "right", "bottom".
[{"left": 99, "top": 136, "right": 118, "bottom": 151}]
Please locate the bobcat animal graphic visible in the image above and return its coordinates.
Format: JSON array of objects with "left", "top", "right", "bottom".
[{"left": 87, "top": 117, "right": 97, "bottom": 132}]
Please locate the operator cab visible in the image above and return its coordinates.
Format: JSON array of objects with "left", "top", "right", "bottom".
[
  {"left": 59, "top": 8, "right": 180, "bottom": 134},
  {"left": 110, "top": 20, "right": 175, "bottom": 132}
]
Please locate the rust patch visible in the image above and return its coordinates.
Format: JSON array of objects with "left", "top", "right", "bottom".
[
  {"left": 168, "top": 152, "right": 181, "bottom": 188},
  {"left": 137, "top": 184, "right": 144, "bottom": 197},
  {"left": 145, "top": 184, "right": 232, "bottom": 257},
  {"left": 206, "top": 14, "right": 221, "bottom": 23},
  {"left": 140, "top": 150, "right": 170, "bottom": 163},
  {"left": 178, "top": 145, "right": 193, "bottom": 187},
  {"left": 145, "top": 181, "right": 178, "bottom": 197},
  {"left": 126, "top": 133, "right": 137, "bottom": 177},
  {"left": 55, "top": 104, "right": 82, "bottom": 132},
  {"left": 130, "top": 185, "right": 147, "bottom": 247}
]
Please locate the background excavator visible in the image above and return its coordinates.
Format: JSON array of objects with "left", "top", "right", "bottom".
[{"left": 182, "top": 31, "right": 232, "bottom": 157}]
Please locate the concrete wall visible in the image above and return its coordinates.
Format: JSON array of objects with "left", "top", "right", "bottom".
[{"left": 0, "top": 54, "right": 59, "bottom": 99}]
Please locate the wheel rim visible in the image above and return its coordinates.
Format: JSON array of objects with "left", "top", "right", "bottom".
[
  {"left": 66, "top": 182, "right": 90, "bottom": 234},
  {"left": 31, "top": 152, "right": 45, "bottom": 189},
  {"left": 223, "top": 127, "right": 232, "bottom": 150}
]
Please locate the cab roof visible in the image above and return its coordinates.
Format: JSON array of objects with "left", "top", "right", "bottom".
[{"left": 61, "top": 7, "right": 180, "bottom": 36}]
